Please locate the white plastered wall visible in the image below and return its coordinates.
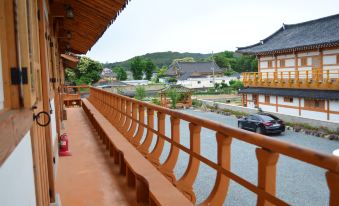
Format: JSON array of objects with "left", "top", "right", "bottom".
[{"left": 0, "top": 132, "right": 37, "bottom": 206}]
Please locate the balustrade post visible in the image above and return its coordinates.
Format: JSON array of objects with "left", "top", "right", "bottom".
[
  {"left": 121, "top": 100, "right": 132, "bottom": 136},
  {"left": 175, "top": 123, "right": 201, "bottom": 203},
  {"left": 112, "top": 96, "right": 121, "bottom": 126},
  {"left": 326, "top": 171, "right": 339, "bottom": 206},
  {"left": 159, "top": 117, "right": 180, "bottom": 182},
  {"left": 147, "top": 112, "right": 166, "bottom": 166},
  {"left": 201, "top": 132, "right": 232, "bottom": 206},
  {"left": 125, "top": 103, "right": 138, "bottom": 139},
  {"left": 117, "top": 99, "right": 126, "bottom": 129},
  {"left": 131, "top": 105, "right": 145, "bottom": 145},
  {"left": 288, "top": 71, "right": 291, "bottom": 84},
  {"left": 256, "top": 148, "right": 279, "bottom": 206},
  {"left": 138, "top": 108, "right": 154, "bottom": 155},
  {"left": 306, "top": 70, "right": 309, "bottom": 82},
  {"left": 326, "top": 70, "right": 330, "bottom": 82}
]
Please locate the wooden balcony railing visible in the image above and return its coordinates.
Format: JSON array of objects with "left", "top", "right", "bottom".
[
  {"left": 62, "top": 85, "right": 89, "bottom": 107},
  {"left": 87, "top": 87, "right": 339, "bottom": 206},
  {"left": 243, "top": 69, "right": 339, "bottom": 90}
]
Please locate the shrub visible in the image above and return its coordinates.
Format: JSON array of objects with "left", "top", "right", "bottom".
[
  {"left": 151, "top": 98, "right": 161, "bottom": 105},
  {"left": 167, "top": 89, "right": 179, "bottom": 109},
  {"left": 135, "top": 86, "right": 146, "bottom": 100}
]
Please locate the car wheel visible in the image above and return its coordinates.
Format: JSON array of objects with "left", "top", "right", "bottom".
[
  {"left": 256, "top": 126, "right": 263, "bottom": 134},
  {"left": 238, "top": 122, "right": 243, "bottom": 129}
]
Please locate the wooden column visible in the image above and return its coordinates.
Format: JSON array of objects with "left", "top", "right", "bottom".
[
  {"left": 326, "top": 171, "right": 339, "bottom": 206},
  {"left": 159, "top": 117, "right": 180, "bottom": 182},
  {"left": 256, "top": 148, "right": 279, "bottom": 206},
  {"left": 327, "top": 100, "right": 330, "bottom": 121},
  {"left": 175, "top": 123, "right": 201, "bottom": 203},
  {"left": 202, "top": 132, "right": 232, "bottom": 205},
  {"left": 299, "top": 98, "right": 301, "bottom": 116}
]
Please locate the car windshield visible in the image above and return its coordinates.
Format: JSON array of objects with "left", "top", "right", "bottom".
[{"left": 258, "top": 115, "right": 275, "bottom": 122}]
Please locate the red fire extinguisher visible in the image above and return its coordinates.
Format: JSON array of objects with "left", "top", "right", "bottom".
[{"left": 59, "top": 133, "right": 72, "bottom": 156}]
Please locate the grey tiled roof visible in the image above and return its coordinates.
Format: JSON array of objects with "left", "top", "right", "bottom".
[
  {"left": 239, "top": 87, "right": 339, "bottom": 100},
  {"left": 166, "top": 61, "right": 222, "bottom": 80},
  {"left": 237, "top": 14, "right": 339, "bottom": 55}
]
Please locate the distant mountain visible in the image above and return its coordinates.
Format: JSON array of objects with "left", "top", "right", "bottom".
[{"left": 103, "top": 51, "right": 211, "bottom": 70}]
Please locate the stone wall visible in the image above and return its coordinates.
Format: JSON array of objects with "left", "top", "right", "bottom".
[{"left": 198, "top": 99, "right": 339, "bottom": 131}]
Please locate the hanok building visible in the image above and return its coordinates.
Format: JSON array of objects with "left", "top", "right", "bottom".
[
  {"left": 237, "top": 14, "right": 339, "bottom": 123},
  {"left": 1, "top": 1, "right": 339, "bottom": 206},
  {"left": 165, "top": 61, "right": 236, "bottom": 89}
]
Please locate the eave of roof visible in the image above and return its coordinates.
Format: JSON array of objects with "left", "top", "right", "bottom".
[
  {"left": 52, "top": 0, "right": 130, "bottom": 54},
  {"left": 239, "top": 87, "right": 339, "bottom": 100},
  {"left": 236, "top": 13, "right": 339, "bottom": 55}
]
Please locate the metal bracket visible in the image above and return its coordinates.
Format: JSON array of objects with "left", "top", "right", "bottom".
[{"left": 11, "top": 67, "right": 28, "bottom": 85}]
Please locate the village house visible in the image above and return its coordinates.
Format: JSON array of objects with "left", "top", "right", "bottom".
[
  {"left": 165, "top": 61, "right": 238, "bottom": 89},
  {"left": 237, "top": 14, "right": 339, "bottom": 123},
  {"left": 1, "top": 1, "right": 339, "bottom": 206}
]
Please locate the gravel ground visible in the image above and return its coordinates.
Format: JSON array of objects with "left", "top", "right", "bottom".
[{"left": 144, "top": 109, "right": 339, "bottom": 206}]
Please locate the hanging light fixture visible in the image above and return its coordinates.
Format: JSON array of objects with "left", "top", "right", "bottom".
[
  {"left": 67, "top": 31, "right": 72, "bottom": 39},
  {"left": 66, "top": 5, "right": 74, "bottom": 18}
]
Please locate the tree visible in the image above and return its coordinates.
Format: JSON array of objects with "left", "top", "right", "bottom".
[
  {"left": 167, "top": 89, "right": 179, "bottom": 109},
  {"left": 172, "top": 57, "right": 195, "bottom": 64},
  {"left": 112, "top": 66, "right": 127, "bottom": 80},
  {"left": 229, "top": 80, "right": 244, "bottom": 91},
  {"left": 130, "top": 57, "right": 145, "bottom": 80},
  {"left": 65, "top": 56, "right": 103, "bottom": 85},
  {"left": 144, "top": 59, "right": 156, "bottom": 80},
  {"left": 135, "top": 86, "right": 146, "bottom": 100}
]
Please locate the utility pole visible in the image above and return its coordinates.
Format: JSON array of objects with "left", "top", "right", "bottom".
[{"left": 211, "top": 51, "right": 215, "bottom": 85}]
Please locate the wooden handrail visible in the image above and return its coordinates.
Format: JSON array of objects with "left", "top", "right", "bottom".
[{"left": 88, "top": 87, "right": 339, "bottom": 206}]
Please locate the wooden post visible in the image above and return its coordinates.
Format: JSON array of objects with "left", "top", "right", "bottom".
[
  {"left": 326, "top": 171, "right": 339, "bottom": 206},
  {"left": 175, "top": 123, "right": 201, "bottom": 203},
  {"left": 147, "top": 112, "right": 165, "bottom": 165},
  {"left": 159, "top": 117, "right": 180, "bottom": 182},
  {"left": 256, "top": 148, "right": 279, "bottom": 206},
  {"left": 201, "top": 133, "right": 232, "bottom": 205}
]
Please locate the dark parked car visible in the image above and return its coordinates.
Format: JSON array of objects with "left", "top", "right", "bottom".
[{"left": 238, "top": 113, "right": 285, "bottom": 134}]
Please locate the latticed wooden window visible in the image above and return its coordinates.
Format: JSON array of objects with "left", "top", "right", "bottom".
[
  {"left": 268, "top": 60, "right": 273, "bottom": 68},
  {"left": 283, "top": 97, "right": 293, "bottom": 103},
  {"left": 280, "top": 59, "right": 285, "bottom": 67},
  {"left": 304, "top": 99, "right": 325, "bottom": 109},
  {"left": 265, "top": 95, "right": 270, "bottom": 103}
]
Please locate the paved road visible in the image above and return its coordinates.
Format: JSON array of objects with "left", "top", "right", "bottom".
[{"left": 147, "top": 109, "right": 339, "bottom": 206}]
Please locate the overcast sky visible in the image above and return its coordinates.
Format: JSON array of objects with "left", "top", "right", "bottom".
[{"left": 86, "top": 0, "right": 339, "bottom": 63}]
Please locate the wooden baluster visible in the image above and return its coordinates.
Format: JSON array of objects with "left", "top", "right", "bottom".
[
  {"left": 326, "top": 171, "right": 339, "bottom": 206},
  {"left": 121, "top": 100, "right": 132, "bottom": 136},
  {"left": 159, "top": 117, "right": 180, "bottom": 182},
  {"left": 147, "top": 112, "right": 166, "bottom": 166},
  {"left": 201, "top": 132, "right": 232, "bottom": 206},
  {"left": 117, "top": 98, "right": 126, "bottom": 129},
  {"left": 306, "top": 70, "right": 309, "bottom": 83},
  {"left": 113, "top": 97, "right": 121, "bottom": 126},
  {"left": 256, "top": 148, "right": 279, "bottom": 206},
  {"left": 175, "top": 123, "right": 201, "bottom": 203},
  {"left": 138, "top": 108, "right": 154, "bottom": 155},
  {"left": 288, "top": 71, "right": 291, "bottom": 84},
  {"left": 125, "top": 103, "right": 138, "bottom": 140},
  {"left": 131, "top": 105, "right": 145, "bottom": 146},
  {"left": 326, "top": 70, "right": 330, "bottom": 83},
  {"left": 316, "top": 70, "right": 319, "bottom": 82},
  {"left": 108, "top": 95, "right": 117, "bottom": 124}
]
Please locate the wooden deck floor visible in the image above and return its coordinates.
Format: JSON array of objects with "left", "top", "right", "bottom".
[{"left": 56, "top": 108, "right": 140, "bottom": 206}]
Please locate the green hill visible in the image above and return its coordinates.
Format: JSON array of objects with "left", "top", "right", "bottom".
[
  {"left": 103, "top": 51, "right": 211, "bottom": 70},
  {"left": 102, "top": 50, "right": 257, "bottom": 73}
]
